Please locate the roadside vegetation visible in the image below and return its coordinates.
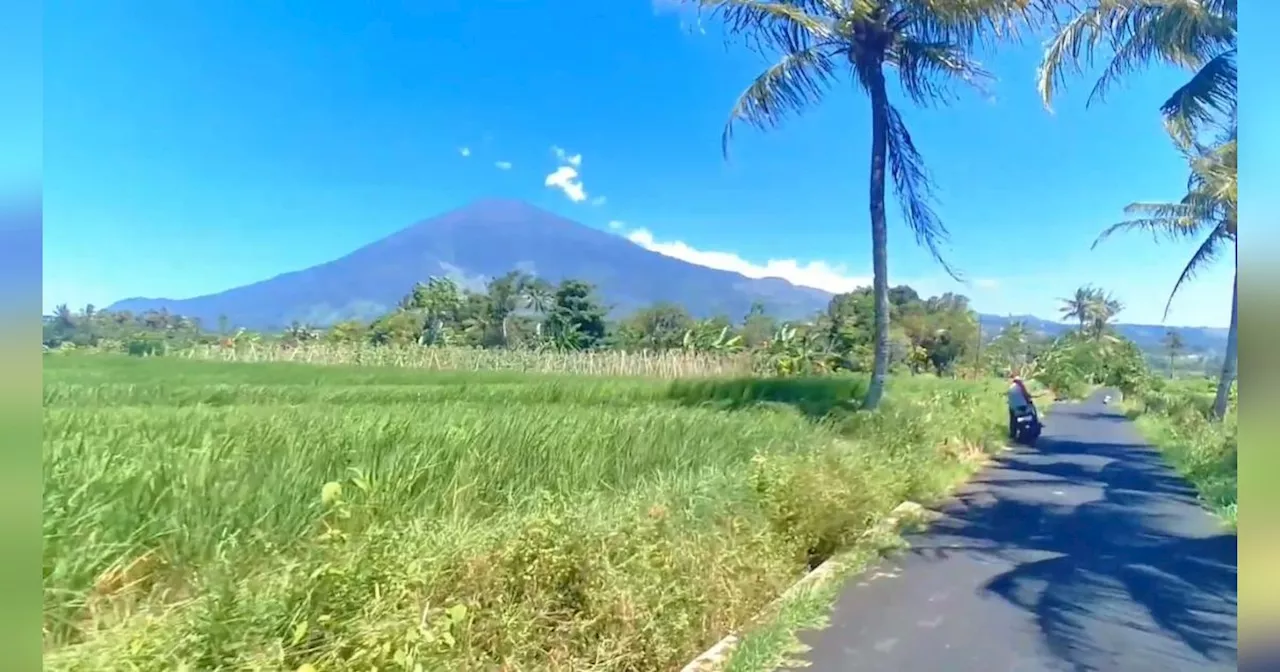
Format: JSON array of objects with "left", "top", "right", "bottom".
[{"left": 1125, "top": 377, "right": 1238, "bottom": 527}]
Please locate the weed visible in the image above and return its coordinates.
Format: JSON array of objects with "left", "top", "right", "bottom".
[{"left": 1128, "top": 378, "right": 1238, "bottom": 527}]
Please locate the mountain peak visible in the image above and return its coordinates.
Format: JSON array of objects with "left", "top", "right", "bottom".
[
  {"left": 398, "top": 198, "right": 590, "bottom": 239},
  {"left": 105, "top": 201, "right": 833, "bottom": 329},
  {"left": 457, "top": 198, "right": 550, "bottom": 218}
]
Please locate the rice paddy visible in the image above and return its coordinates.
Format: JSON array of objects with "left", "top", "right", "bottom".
[{"left": 43, "top": 354, "right": 1006, "bottom": 670}]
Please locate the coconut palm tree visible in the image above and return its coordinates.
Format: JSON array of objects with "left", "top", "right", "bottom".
[
  {"left": 1085, "top": 289, "right": 1123, "bottom": 339},
  {"left": 993, "top": 319, "right": 1032, "bottom": 372},
  {"left": 1058, "top": 286, "right": 1094, "bottom": 332},
  {"left": 521, "top": 278, "right": 555, "bottom": 341},
  {"left": 1093, "top": 127, "right": 1236, "bottom": 418},
  {"left": 698, "top": 0, "right": 1037, "bottom": 409},
  {"left": 1162, "top": 328, "right": 1184, "bottom": 378},
  {"left": 1038, "top": 0, "right": 1237, "bottom": 143}
]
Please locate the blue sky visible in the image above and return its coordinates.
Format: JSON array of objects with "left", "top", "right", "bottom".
[{"left": 43, "top": 0, "right": 1257, "bottom": 328}]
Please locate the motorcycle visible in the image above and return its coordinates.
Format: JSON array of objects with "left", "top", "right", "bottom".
[{"left": 1012, "top": 407, "right": 1041, "bottom": 445}]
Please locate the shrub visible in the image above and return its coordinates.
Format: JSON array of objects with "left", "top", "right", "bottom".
[{"left": 1128, "top": 379, "right": 1237, "bottom": 526}]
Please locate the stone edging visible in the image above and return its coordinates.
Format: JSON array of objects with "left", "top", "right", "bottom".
[
  {"left": 677, "top": 499, "right": 935, "bottom": 672},
  {"left": 678, "top": 436, "right": 1022, "bottom": 672}
]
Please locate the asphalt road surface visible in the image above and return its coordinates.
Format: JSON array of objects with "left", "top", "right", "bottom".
[{"left": 796, "top": 389, "right": 1238, "bottom": 672}]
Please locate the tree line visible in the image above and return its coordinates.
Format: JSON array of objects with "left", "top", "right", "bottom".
[
  {"left": 43, "top": 271, "right": 1005, "bottom": 378},
  {"left": 44, "top": 275, "right": 1223, "bottom": 404}
]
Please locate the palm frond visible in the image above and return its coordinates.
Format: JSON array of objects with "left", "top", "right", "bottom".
[
  {"left": 1085, "top": 0, "right": 1230, "bottom": 106},
  {"left": 1036, "top": 2, "right": 1116, "bottom": 111},
  {"left": 1092, "top": 209, "right": 1205, "bottom": 249},
  {"left": 1161, "top": 48, "right": 1236, "bottom": 142},
  {"left": 889, "top": 35, "right": 993, "bottom": 106},
  {"left": 899, "top": 0, "right": 1049, "bottom": 48},
  {"left": 1162, "top": 222, "right": 1230, "bottom": 320},
  {"left": 1187, "top": 133, "right": 1237, "bottom": 212},
  {"left": 884, "top": 103, "right": 962, "bottom": 280},
  {"left": 1095, "top": 127, "right": 1236, "bottom": 320},
  {"left": 721, "top": 44, "right": 839, "bottom": 155},
  {"left": 697, "top": 0, "right": 836, "bottom": 55},
  {"left": 1038, "top": 0, "right": 1236, "bottom": 114},
  {"left": 1125, "top": 196, "right": 1217, "bottom": 221}
]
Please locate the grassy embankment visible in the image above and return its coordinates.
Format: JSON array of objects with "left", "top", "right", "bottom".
[
  {"left": 44, "top": 352, "right": 1006, "bottom": 670},
  {"left": 1125, "top": 377, "right": 1238, "bottom": 527}
]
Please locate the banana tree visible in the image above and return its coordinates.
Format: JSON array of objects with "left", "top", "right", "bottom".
[{"left": 682, "top": 322, "right": 746, "bottom": 354}]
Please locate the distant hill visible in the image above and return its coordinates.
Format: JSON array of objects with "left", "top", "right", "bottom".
[
  {"left": 978, "top": 314, "right": 1228, "bottom": 358},
  {"left": 106, "top": 198, "right": 1229, "bottom": 357}
]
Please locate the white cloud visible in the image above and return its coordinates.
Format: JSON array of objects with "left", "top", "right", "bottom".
[
  {"left": 552, "top": 145, "right": 582, "bottom": 167},
  {"left": 591, "top": 196, "right": 608, "bottom": 206},
  {"left": 621, "top": 226, "right": 872, "bottom": 293},
  {"left": 651, "top": 0, "right": 706, "bottom": 34},
  {"left": 545, "top": 166, "right": 587, "bottom": 202},
  {"left": 545, "top": 145, "right": 593, "bottom": 203},
  {"left": 495, "top": 160, "right": 513, "bottom": 170},
  {"left": 459, "top": 147, "right": 471, "bottom": 157},
  {"left": 609, "top": 223, "right": 1016, "bottom": 301}
]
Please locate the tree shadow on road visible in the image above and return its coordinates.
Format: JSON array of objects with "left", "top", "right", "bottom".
[
  {"left": 906, "top": 433, "right": 1238, "bottom": 670},
  {"left": 1063, "top": 410, "right": 1134, "bottom": 422}
]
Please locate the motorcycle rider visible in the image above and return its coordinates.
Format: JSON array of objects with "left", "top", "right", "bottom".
[{"left": 1007, "top": 374, "right": 1040, "bottom": 439}]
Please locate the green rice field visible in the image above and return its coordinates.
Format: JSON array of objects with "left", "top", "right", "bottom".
[{"left": 43, "top": 355, "right": 1005, "bottom": 670}]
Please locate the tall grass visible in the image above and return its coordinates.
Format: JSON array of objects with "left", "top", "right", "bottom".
[
  {"left": 1127, "top": 377, "right": 1238, "bottom": 526},
  {"left": 43, "top": 356, "right": 1005, "bottom": 670},
  {"left": 176, "top": 342, "right": 753, "bottom": 377}
]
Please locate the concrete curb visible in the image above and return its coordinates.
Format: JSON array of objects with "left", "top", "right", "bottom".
[
  {"left": 679, "top": 441, "right": 1015, "bottom": 672},
  {"left": 677, "top": 500, "right": 934, "bottom": 672}
]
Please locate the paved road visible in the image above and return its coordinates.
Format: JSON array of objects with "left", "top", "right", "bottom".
[{"left": 796, "top": 390, "right": 1237, "bottom": 671}]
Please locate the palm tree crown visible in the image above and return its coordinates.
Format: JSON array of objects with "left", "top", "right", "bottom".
[
  {"left": 1057, "top": 284, "right": 1123, "bottom": 338},
  {"left": 1093, "top": 125, "right": 1236, "bottom": 320},
  {"left": 1058, "top": 285, "right": 1096, "bottom": 330},
  {"left": 1038, "top": 0, "right": 1237, "bottom": 142}
]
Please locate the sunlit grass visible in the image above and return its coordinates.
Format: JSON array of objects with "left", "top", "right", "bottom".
[
  {"left": 43, "top": 356, "right": 1005, "bottom": 670},
  {"left": 1128, "top": 377, "right": 1238, "bottom": 527}
]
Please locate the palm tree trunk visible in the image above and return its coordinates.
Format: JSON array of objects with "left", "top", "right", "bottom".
[
  {"left": 1211, "top": 262, "right": 1237, "bottom": 420},
  {"left": 862, "top": 64, "right": 892, "bottom": 411}
]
